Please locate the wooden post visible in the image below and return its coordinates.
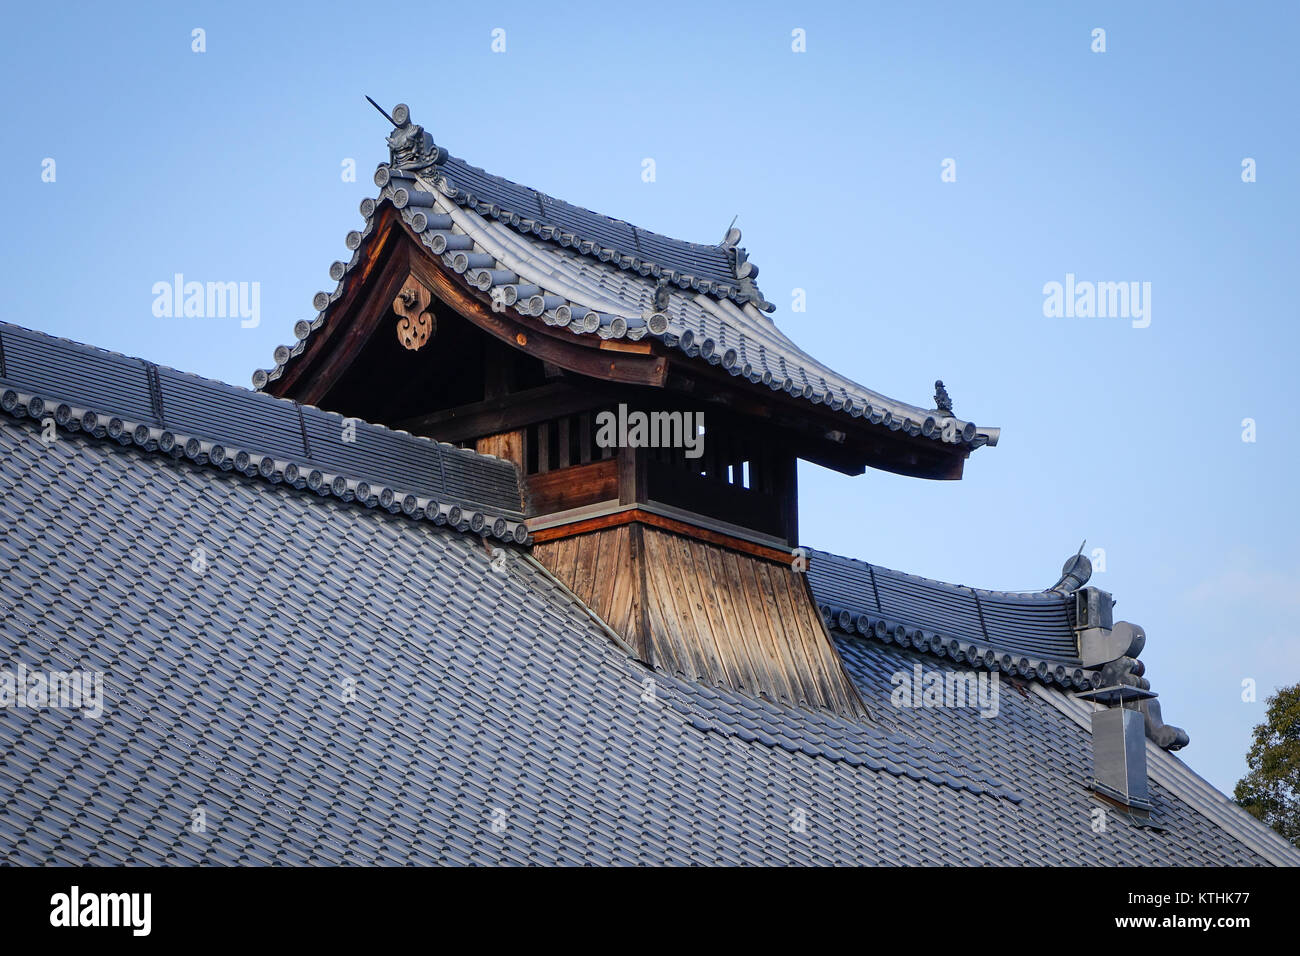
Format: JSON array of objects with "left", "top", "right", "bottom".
[
  {"left": 618, "top": 445, "right": 648, "bottom": 506},
  {"left": 536, "top": 421, "right": 551, "bottom": 473},
  {"left": 776, "top": 452, "right": 799, "bottom": 546},
  {"left": 577, "top": 413, "right": 592, "bottom": 464},
  {"left": 557, "top": 417, "right": 571, "bottom": 469}
]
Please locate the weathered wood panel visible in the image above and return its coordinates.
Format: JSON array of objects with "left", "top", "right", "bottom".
[
  {"left": 535, "top": 523, "right": 642, "bottom": 656},
  {"left": 534, "top": 522, "right": 867, "bottom": 719},
  {"left": 476, "top": 430, "right": 524, "bottom": 472},
  {"left": 524, "top": 459, "right": 618, "bottom": 516}
]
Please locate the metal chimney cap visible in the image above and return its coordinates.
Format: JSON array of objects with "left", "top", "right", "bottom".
[{"left": 1076, "top": 684, "right": 1157, "bottom": 706}]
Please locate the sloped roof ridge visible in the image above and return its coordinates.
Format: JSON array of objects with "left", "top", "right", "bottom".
[
  {"left": 0, "top": 321, "right": 530, "bottom": 544},
  {"left": 808, "top": 545, "right": 1195, "bottom": 753},
  {"left": 442, "top": 150, "right": 735, "bottom": 255},
  {"left": 812, "top": 548, "right": 1069, "bottom": 603},
  {"left": 411, "top": 160, "right": 770, "bottom": 309},
  {"left": 807, "top": 546, "right": 1098, "bottom": 691}
]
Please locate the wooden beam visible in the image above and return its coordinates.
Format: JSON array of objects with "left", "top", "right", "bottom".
[
  {"left": 661, "top": 358, "right": 970, "bottom": 479},
  {"left": 396, "top": 382, "right": 612, "bottom": 443},
  {"left": 599, "top": 339, "right": 654, "bottom": 354},
  {"left": 525, "top": 459, "right": 618, "bottom": 515},
  {"left": 617, "top": 445, "right": 648, "bottom": 506},
  {"left": 530, "top": 508, "right": 797, "bottom": 566},
  {"left": 298, "top": 241, "right": 411, "bottom": 407},
  {"left": 270, "top": 205, "right": 402, "bottom": 399}
]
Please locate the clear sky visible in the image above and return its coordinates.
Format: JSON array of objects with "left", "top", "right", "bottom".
[{"left": 2, "top": 1, "right": 1296, "bottom": 797}]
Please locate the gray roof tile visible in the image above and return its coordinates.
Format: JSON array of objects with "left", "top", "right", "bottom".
[
  {"left": 1, "top": 327, "right": 1293, "bottom": 864},
  {"left": 0, "top": 321, "right": 528, "bottom": 543},
  {"left": 808, "top": 548, "right": 1093, "bottom": 688}
]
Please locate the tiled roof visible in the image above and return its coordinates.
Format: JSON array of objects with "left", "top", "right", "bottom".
[
  {"left": 435, "top": 152, "right": 762, "bottom": 308},
  {"left": 807, "top": 548, "right": 1091, "bottom": 688},
  {"left": 0, "top": 321, "right": 529, "bottom": 543},
  {"left": 806, "top": 547, "right": 1203, "bottom": 756},
  {"left": 832, "top": 635, "right": 1300, "bottom": 866},
  {"left": 3, "top": 398, "right": 1295, "bottom": 864},
  {"left": 254, "top": 106, "right": 1001, "bottom": 455}
]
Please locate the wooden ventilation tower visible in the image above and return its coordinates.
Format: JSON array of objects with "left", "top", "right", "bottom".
[{"left": 260, "top": 104, "right": 1000, "bottom": 717}]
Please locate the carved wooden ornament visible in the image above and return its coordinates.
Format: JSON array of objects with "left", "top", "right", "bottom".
[{"left": 394, "top": 276, "right": 435, "bottom": 350}]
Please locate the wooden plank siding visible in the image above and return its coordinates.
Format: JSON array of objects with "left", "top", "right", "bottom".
[
  {"left": 524, "top": 458, "right": 619, "bottom": 516},
  {"left": 533, "top": 523, "right": 868, "bottom": 719}
]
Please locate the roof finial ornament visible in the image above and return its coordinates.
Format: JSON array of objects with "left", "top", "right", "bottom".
[
  {"left": 368, "top": 98, "right": 446, "bottom": 173},
  {"left": 933, "top": 379, "right": 953, "bottom": 414},
  {"left": 1048, "top": 541, "right": 1092, "bottom": 594},
  {"left": 721, "top": 215, "right": 742, "bottom": 248}
]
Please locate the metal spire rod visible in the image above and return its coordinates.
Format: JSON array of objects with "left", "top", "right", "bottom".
[{"left": 365, "top": 95, "right": 398, "bottom": 127}]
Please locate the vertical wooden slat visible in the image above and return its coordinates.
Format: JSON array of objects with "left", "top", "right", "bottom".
[
  {"left": 643, "top": 529, "right": 705, "bottom": 680},
  {"left": 768, "top": 562, "right": 834, "bottom": 711},
  {"left": 578, "top": 412, "right": 592, "bottom": 464},
  {"left": 770, "top": 562, "right": 829, "bottom": 708},
  {"left": 690, "top": 537, "right": 754, "bottom": 693},
  {"left": 631, "top": 522, "right": 653, "bottom": 667},
  {"left": 602, "top": 524, "right": 633, "bottom": 637},
  {"left": 476, "top": 430, "right": 524, "bottom": 470},
  {"left": 593, "top": 524, "right": 624, "bottom": 629},
  {"left": 730, "top": 549, "right": 798, "bottom": 706},
  {"left": 637, "top": 529, "right": 676, "bottom": 672},
  {"left": 572, "top": 530, "right": 599, "bottom": 606},
  {"left": 700, "top": 543, "right": 762, "bottom": 695},
  {"left": 748, "top": 559, "right": 810, "bottom": 707},
  {"left": 557, "top": 417, "right": 571, "bottom": 469},
  {"left": 531, "top": 518, "right": 865, "bottom": 719},
  {"left": 536, "top": 421, "right": 551, "bottom": 473},
  {"left": 668, "top": 531, "right": 743, "bottom": 691}
]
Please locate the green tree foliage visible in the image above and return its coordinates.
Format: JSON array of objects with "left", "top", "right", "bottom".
[{"left": 1234, "top": 683, "right": 1300, "bottom": 846}]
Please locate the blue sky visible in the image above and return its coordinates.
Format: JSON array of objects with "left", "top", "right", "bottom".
[{"left": 3, "top": 1, "right": 1296, "bottom": 796}]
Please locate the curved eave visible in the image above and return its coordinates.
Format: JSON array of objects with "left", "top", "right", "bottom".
[{"left": 255, "top": 169, "right": 1001, "bottom": 467}]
